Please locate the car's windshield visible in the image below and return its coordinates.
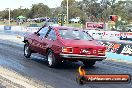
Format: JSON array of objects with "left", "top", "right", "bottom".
[{"left": 59, "top": 29, "right": 93, "bottom": 40}]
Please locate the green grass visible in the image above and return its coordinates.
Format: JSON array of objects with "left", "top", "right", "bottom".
[{"left": 64, "top": 23, "right": 84, "bottom": 28}]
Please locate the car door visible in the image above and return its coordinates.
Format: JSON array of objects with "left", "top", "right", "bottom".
[
  {"left": 40, "top": 28, "right": 58, "bottom": 55},
  {"left": 31, "top": 27, "right": 49, "bottom": 53}
]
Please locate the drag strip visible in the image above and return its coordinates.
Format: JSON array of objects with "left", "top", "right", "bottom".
[{"left": 0, "top": 40, "right": 132, "bottom": 88}]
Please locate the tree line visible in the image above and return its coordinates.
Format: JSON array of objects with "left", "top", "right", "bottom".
[{"left": 0, "top": 0, "right": 131, "bottom": 24}]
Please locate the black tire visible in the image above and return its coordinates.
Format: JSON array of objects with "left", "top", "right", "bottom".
[
  {"left": 46, "top": 50, "right": 59, "bottom": 68},
  {"left": 24, "top": 43, "right": 31, "bottom": 58},
  {"left": 83, "top": 61, "right": 96, "bottom": 67}
]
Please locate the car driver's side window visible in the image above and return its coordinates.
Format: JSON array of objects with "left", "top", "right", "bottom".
[
  {"left": 38, "top": 27, "right": 49, "bottom": 38},
  {"left": 47, "top": 29, "right": 57, "bottom": 40}
]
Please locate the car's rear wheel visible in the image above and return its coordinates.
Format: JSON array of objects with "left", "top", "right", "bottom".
[
  {"left": 24, "top": 43, "right": 31, "bottom": 58},
  {"left": 47, "top": 50, "right": 59, "bottom": 68},
  {"left": 83, "top": 61, "right": 96, "bottom": 67}
]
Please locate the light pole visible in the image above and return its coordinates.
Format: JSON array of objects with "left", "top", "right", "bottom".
[
  {"left": 67, "top": 0, "right": 68, "bottom": 24},
  {"left": 6, "top": 8, "right": 11, "bottom": 26},
  {"left": 9, "top": 8, "right": 11, "bottom": 26}
]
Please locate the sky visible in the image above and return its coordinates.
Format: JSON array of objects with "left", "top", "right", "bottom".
[{"left": 0, "top": 0, "right": 82, "bottom": 11}]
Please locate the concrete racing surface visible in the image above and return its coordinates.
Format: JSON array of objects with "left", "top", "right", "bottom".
[{"left": 0, "top": 32, "right": 132, "bottom": 88}]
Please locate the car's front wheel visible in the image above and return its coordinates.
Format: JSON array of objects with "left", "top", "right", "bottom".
[
  {"left": 82, "top": 61, "right": 96, "bottom": 67},
  {"left": 24, "top": 43, "right": 31, "bottom": 58},
  {"left": 47, "top": 50, "right": 59, "bottom": 68}
]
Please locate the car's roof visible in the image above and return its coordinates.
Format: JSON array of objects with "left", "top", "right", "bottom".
[{"left": 50, "top": 25, "right": 82, "bottom": 30}]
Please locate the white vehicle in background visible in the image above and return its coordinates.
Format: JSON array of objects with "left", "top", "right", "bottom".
[
  {"left": 126, "top": 27, "right": 132, "bottom": 32},
  {"left": 69, "top": 17, "right": 80, "bottom": 23},
  {"left": 117, "top": 25, "right": 132, "bottom": 32}
]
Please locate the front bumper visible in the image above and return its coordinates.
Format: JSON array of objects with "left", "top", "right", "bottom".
[{"left": 60, "top": 53, "right": 106, "bottom": 60}]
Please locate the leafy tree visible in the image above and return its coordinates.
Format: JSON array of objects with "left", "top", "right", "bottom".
[
  {"left": 30, "top": 3, "right": 51, "bottom": 18},
  {"left": 78, "top": 0, "right": 103, "bottom": 22},
  {"left": 11, "top": 8, "right": 30, "bottom": 18},
  {"left": 61, "top": 0, "right": 76, "bottom": 14},
  {"left": 61, "top": 0, "right": 87, "bottom": 20},
  {"left": 0, "top": 10, "right": 9, "bottom": 19},
  {"left": 124, "top": 0, "right": 132, "bottom": 23},
  {"left": 50, "top": 7, "right": 62, "bottom": 18}
]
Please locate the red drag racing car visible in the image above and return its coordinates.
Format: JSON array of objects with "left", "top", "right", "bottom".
[{"left": 23, "top": 25, "right": 106, "bottom": 68}]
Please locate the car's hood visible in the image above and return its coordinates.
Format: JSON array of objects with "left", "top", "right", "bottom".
[{"left": 61, "top": 39, "right": 103, "bottom": 47}]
